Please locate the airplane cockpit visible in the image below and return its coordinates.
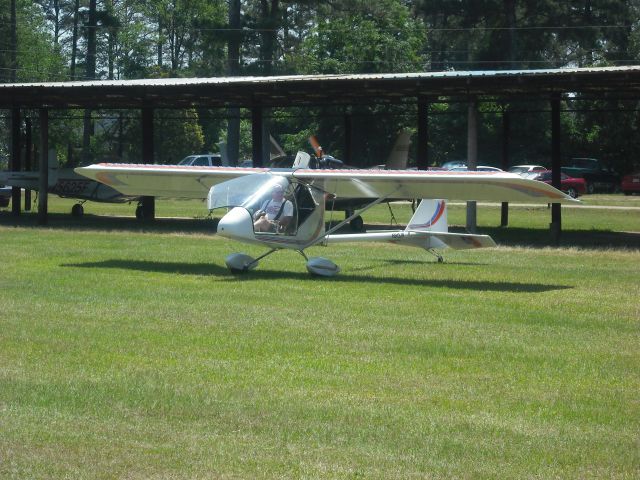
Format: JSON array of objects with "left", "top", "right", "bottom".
[{"left": 208, "top": 174, "right": 320, "bottom": 240}]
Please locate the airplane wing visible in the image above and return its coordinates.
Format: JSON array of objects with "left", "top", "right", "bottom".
[
  {"left": 0, "top": 171, "right": 43, "bottom": 189},
  {"left": 75, "top": 164, "right": 270, "bottom": 199},
  {"left": 76, "top": 163, "right": 576, "bottom": 203},
  {"left": 293, "top": 169, "right": 578, "bottom": 203}
]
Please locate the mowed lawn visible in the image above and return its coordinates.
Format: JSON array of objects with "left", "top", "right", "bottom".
[{"left": 0, "top": 196, "right": 638, "bottom": 479}]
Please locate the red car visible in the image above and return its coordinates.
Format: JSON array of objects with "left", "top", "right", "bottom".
[
  {"left": 621, "top": 172, "right": 640, "bottom": 195},
  {"left": 532, "top": 170, "right": 586, "bottom": 198}
]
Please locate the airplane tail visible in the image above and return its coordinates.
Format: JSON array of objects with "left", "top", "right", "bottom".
[
  {"left": 405, "top": 199, "right": 496, "bottom": 250},
  {"left": 385, "top": 129, "right": 411, "bottom": 170},
  {"left": 406, "top": 199, "right": 448, "bottom": 233},
  {"left": 292, "top": 151, "right": 311, "bottom": 168}
]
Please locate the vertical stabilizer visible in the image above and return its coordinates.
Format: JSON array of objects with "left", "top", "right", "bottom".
[
  {"left": 406, "top": 199, "right": 447, "bottom": 233},
  {"left": 385, "top": 130, "right": 411, "bottom": 170}
]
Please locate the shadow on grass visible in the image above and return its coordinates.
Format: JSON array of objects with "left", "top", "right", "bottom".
[
  {"left": 382, "top": 258, "right": 489, "bottom": 267},
  {"left": 62, "top": 259, "right": 571, "bottom": 293},
  {"left": 0, "top": 211, "right": 218, "bottom": 234},
  {"left": 481, "top": 226, "right": 640, "bottom": 249},
  {"left": 3, "top": 212, "right": 638, "bottom": 249}
]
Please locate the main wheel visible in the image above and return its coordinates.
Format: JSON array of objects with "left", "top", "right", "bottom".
[
  {"left": 566, "top": 187, "right": 578, "bottom": 198},
  {"left": 135, "top": 205, "right": 144, "bottom": 220},
  {"left": 71, "top": 203, "right": 84, "bottom": 217},
  {"left": 349, "top": 215, "right": 364, "bottom": 232}
]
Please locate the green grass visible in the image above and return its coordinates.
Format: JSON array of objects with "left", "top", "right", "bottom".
[{"left": 0, "top": 196, "right": 639, "bottom": 479}]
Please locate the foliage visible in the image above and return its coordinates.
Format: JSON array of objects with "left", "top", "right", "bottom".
[{"left": 1, "top": 1, "right": 640, "bottom": 171}]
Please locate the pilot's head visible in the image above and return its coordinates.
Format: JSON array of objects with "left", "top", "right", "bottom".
[{"left": 272, "top": 184, "right": 284, "bottom": 200}]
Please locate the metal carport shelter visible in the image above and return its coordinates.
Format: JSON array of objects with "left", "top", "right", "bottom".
[{"left": 2, "top": 65, "right": 640, "bottom": 233}]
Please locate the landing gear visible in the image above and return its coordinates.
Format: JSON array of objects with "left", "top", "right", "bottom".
[
  {"left": 135, "top": 204, "right": 144, "bottom": 220},
  {"left": 224, "top": 248, "right": 340, "bottom": 277},
  {"left": 306, "top": 256, "right": 340, "bottom": 276},
  {"left": 225, "top": 253, "right": 260, "bottom": 273},
  {"left": 71, "top": 203, "right": 84, "bottom": 217},
  {"left": 225, "top": 248, "right": 278, "bottom": 273},
  {"left": 566, "top": 187, "right": 578, "bottom": 198},
  {"left": 349, "top": 215, "right": 364, "bottom": 232},
  {"left": 428, "top": 248, "right": 444, "bottom": 263}
]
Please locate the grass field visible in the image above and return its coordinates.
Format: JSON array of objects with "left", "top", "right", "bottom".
[{"left": 0, "top": 195, "right": 638, "bottom": 479}]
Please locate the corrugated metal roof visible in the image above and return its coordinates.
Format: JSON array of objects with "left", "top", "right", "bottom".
[{"left": 1, "top": 66, "right": 639, "bottom": 109}]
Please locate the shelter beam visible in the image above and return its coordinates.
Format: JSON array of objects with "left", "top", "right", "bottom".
[
  {"left": 550, "top": 93, "right": 562, "bottom": 242},
  {"left": 466, "top": 97, "right": 478, "bottom": 233},
  {"left": 501, "top": 108, "right": 510, "bottom": 227},
  {"left": 11, "top": 108, "right": 21, "bottom": 215},
  {"left": 252, "top": 106, "right": 264, "bottom": 167},
  {"left": 25, "top": 117, "right": 32, "bottom": 211},
  {"left": 38, "top": 109, "right": 48, "bottom": 225},
  {"left": 417, "top": 97, "right": 429, "bottom": 170},
  {"left": 344, "top": 113, "right": 352, "bottom": 165},
  {"left": 141, "top": 107, "right": 155, "bottom": 220}
]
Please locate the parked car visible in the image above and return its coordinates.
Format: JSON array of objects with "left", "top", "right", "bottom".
[
  {"left": 441, "top": 161, "right": 467, "bottom": 170},
  {"left": 531, "top": 170, "right": 586, "bottom": 198},
  {"left": 178, "top": 154, "right": 224, "bottom": 167},
  {"left": 508, "top": 165, "right": 547, "bottom": 176},
  {"left": 0, "top": 185, "right": 11, "bottom": 208},
  {"left": 450, "top": 166, "right": 504, "bottom": 172},
  {"left": 237, "top": 156, "right": 296, "bottom": 169},
  {"left": 561, "top": 157, "right": 620, "bottom": 194},
  {"left": 621, "top": 172, "right": 640, "bottom": 195}
]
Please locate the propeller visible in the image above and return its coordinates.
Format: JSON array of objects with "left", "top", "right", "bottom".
[{"left": 309, "top": 135, "right": 324, "bottom": 158}]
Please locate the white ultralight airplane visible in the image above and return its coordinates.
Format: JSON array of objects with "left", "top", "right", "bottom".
[
  {"left": 76, "top": 150, "right": 576, "bottom": 277},
  {"left": 0, "top": 157, "right": 139, "bottom": 217}
]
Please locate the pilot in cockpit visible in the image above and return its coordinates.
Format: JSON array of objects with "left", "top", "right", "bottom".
[{"left": 253, "top": 183, "right": 294, "bottom": 233}]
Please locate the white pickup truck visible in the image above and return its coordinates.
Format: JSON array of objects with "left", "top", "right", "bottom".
[{"left": 178, "top": 154, "right": 226, "bottom": 167}]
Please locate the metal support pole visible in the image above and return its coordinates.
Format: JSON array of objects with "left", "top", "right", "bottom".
[
  {"left": 24, "top": 117, "right": 32, "bottom": 211},
  {"left": 417, "top": 97, "right": 429, "bottom": 170},
  {"left": 501, "top": 109, "right": 510, "bottom": 227},
  {"left": 141, "top": 107, "right": 155, "bottom": 220},
  {"left": 10, "top": 108, "right": 21, "bottom": 216},
  {"left": 550, "top": 93, "right": 562, "bottom": 243},
  {"left": 344, "top": 113, "right": 352, "bottom": 165},
  {"left": 466, "top": 97, "right": 478, "bottom": 233},
  {"left": 38, "top": 109, "right": 49, "bottom": 225},
  {"left": 252, "top": 106, "right": 264, "bottom": 167}
]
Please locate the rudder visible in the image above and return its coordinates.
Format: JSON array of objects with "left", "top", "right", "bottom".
[{"left": 406, "top": 199, "right": 447, "bottom": 233}]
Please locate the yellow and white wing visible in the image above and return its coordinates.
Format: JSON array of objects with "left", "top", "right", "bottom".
[
  {"left": 75, "top": 164, "right": 269, "bottom": 199},
  {"left": 293, "top": 168, "right": 577, "bottom": 203},
  {"left": 76, "top": 164, "right": 576, "bottom": 204}
]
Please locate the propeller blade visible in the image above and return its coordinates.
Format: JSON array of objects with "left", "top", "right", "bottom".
[{"left": 309, "top": 135, "right": 323, "bottom": 158}]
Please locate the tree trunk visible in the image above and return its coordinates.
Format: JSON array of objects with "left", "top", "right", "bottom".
[
  {"left": 10, "top": 0, "right": 17, "bottom": 82},
  {"left": 259, "top": 0, "right": 279, "bottom": 76},
  {"left": 70, "top": 0, "right": 80, "bottom": 80},
  {"left": 226, "top": 0, "right": 241, "bottom": 165},
  {"left": 157, "top": 18, "right": 163, "bottom": 67},
  {"left": 504, "top": 0, "right": 517, "bottom": 69},
  {"left": 82, "top": 0, "right": 97, "bottom": 165}
]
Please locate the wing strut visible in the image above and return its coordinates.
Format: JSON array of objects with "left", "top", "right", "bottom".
[{"left": 303, "top": 189, "right": 398, "bottom": 250}]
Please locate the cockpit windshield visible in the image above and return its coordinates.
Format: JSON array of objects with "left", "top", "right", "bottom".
[
  {"left": 208, "top": 174, "right": 289, "bottom": 211},
  {"left": 208, "top": 174, "right": 299, "bottom": 235}
]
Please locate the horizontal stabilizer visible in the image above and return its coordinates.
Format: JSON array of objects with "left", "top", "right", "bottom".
[{"left": 420, "top": 231, "right": 497, "bottom": 249}]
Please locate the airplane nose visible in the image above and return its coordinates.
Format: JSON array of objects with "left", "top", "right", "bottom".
[{"left": 217, "top": 207, "right": 254, "bottom": 240}]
